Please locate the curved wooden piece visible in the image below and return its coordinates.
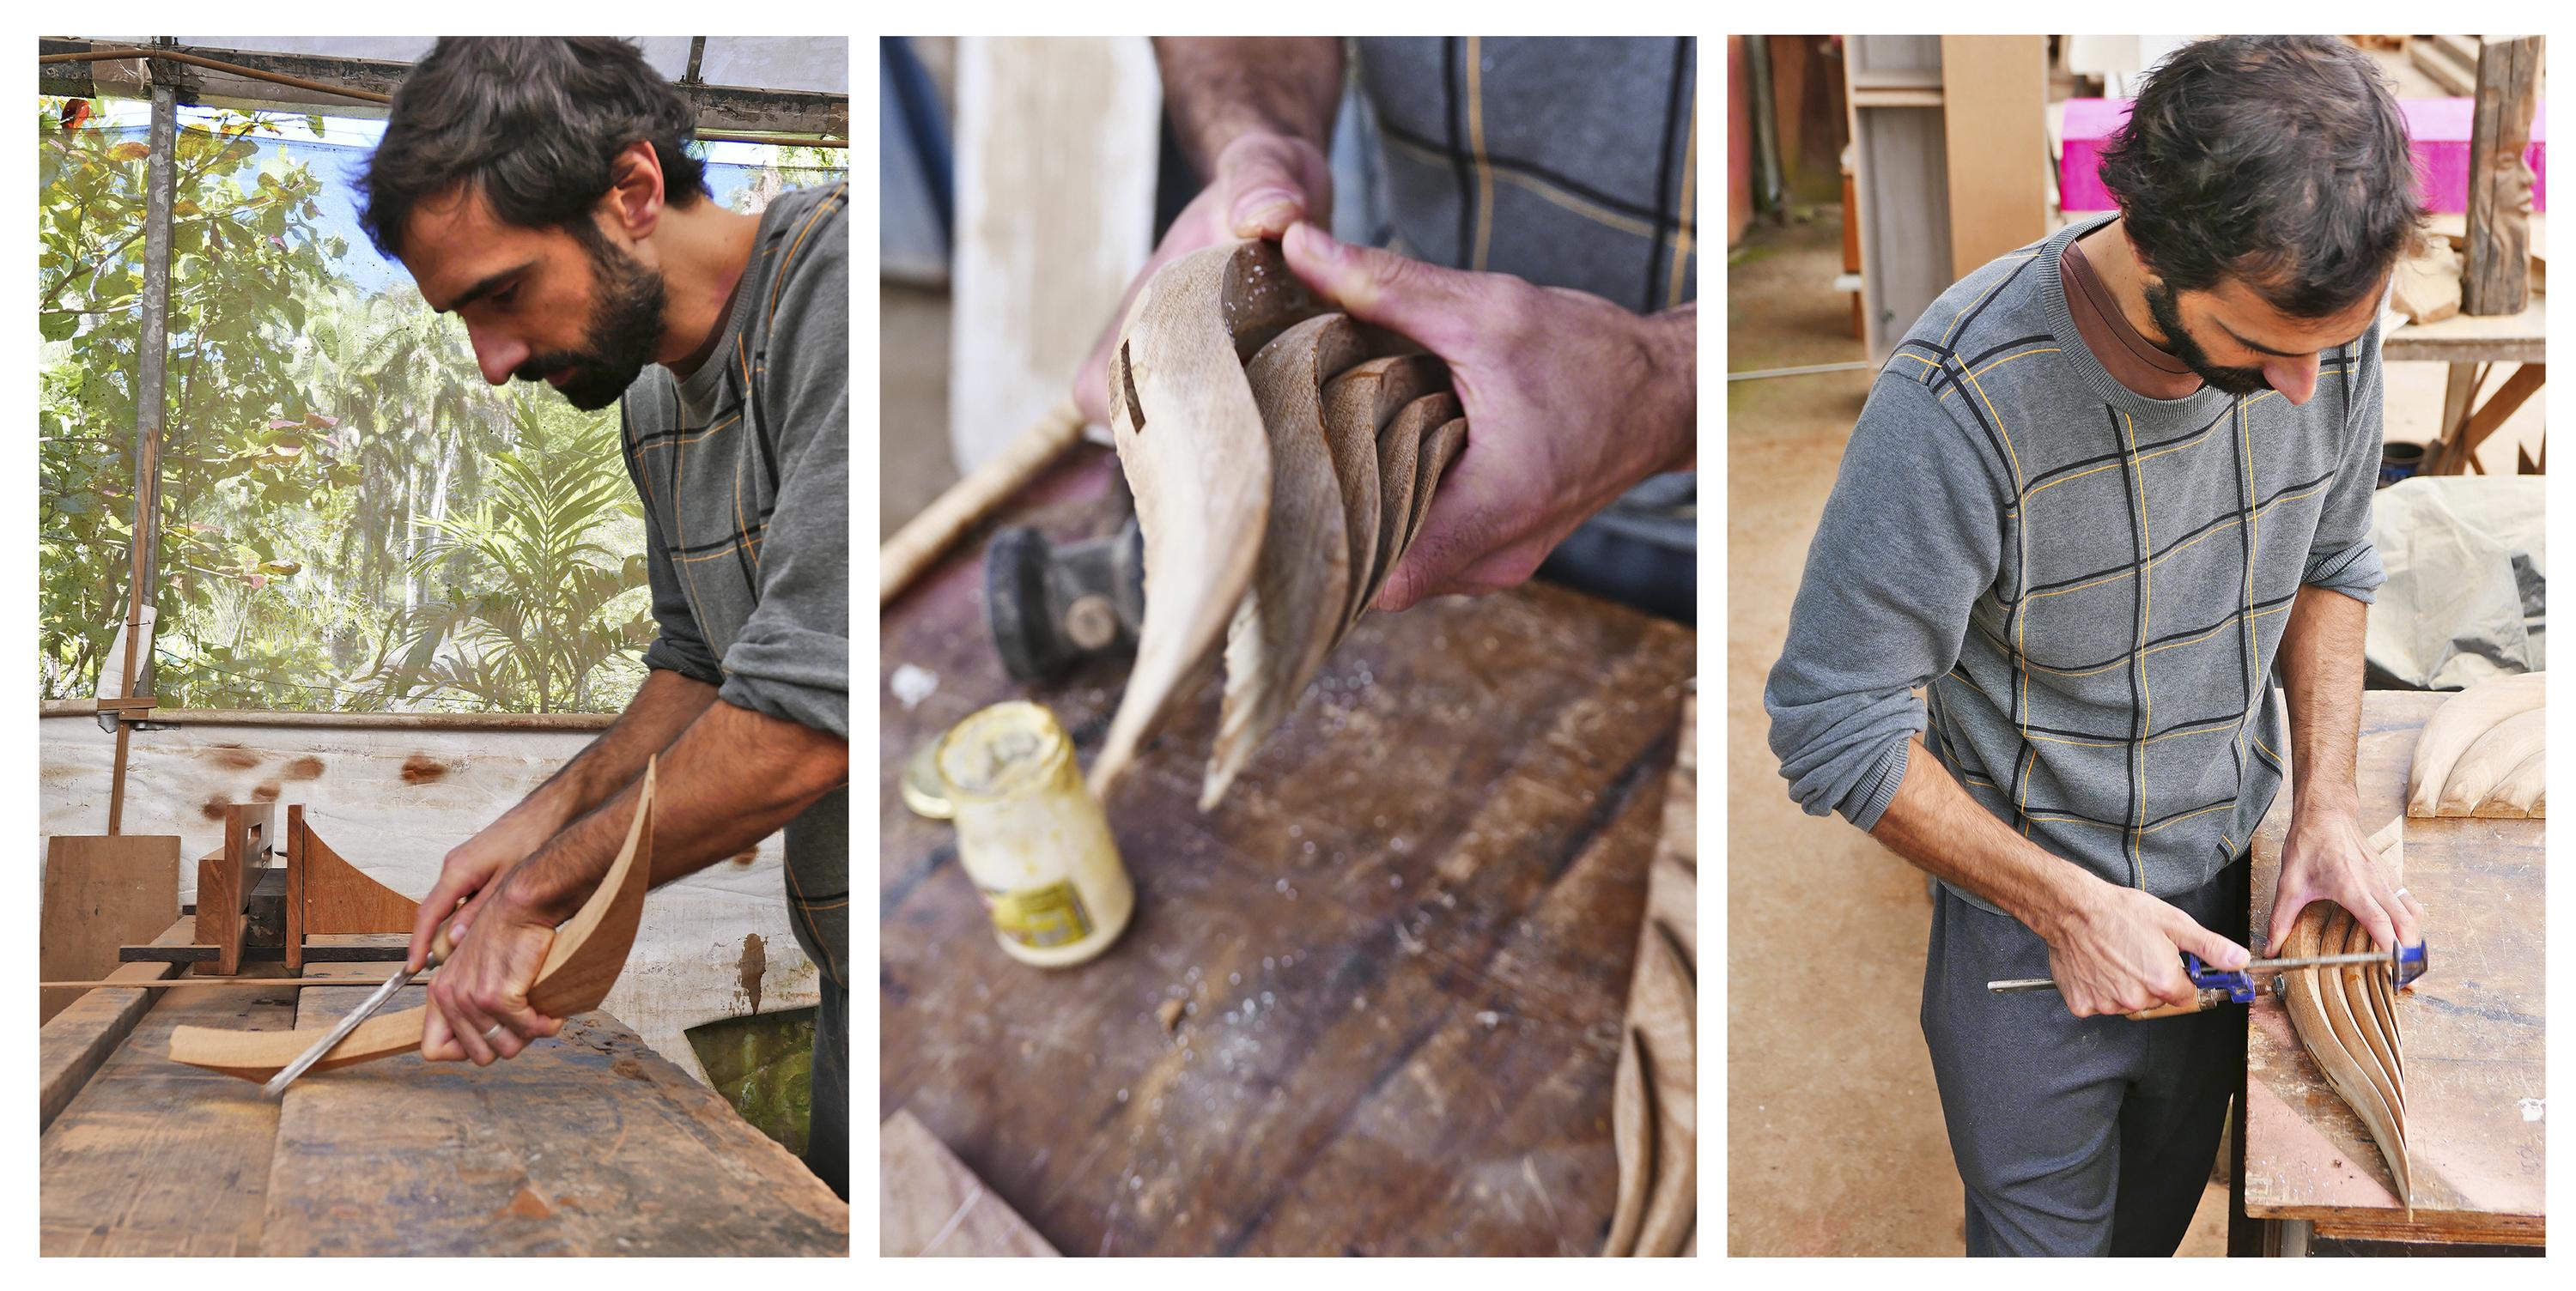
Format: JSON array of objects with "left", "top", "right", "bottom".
[
  {"left": 1406, "top": 416, "right": 1471, "bottom": 561},
  {"left": 1601, "top": 1026, "right": 1651, "bottom": 1256},
  {"left": 2278, "top": 815, "right": 2413, "bottom": 1209},
  {"left": 2407, "top": 672, "right": 2545, "bottom": 816},
  {"left": 1091, "top": 241, "right": 1321, "bottom": 797},
  {"left": 1359, "top": 391, "right": 1463, "bottom": 618},
  {"left": 291, "top": 809, "right": 420, "bottom": 967},
  {"left": 2477, "top": 749, "right": 2546, "bottom": 817},
  {"left": 1203, "top": 315, "right": 1370, "bottom": 810},
  {"left": 2434, "top": 706, "right": 2544, "bottom": 815},
  {"left": 167, "top": 762, "right": 659, "bottom": 1082},
  {"left": 1320, "top": 355, "right": 1447, "bottom": 633}
]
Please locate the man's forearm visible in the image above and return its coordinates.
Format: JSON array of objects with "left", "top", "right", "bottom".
[
  {"left": 505, "top": 669, "right": 720, "bottom": 840},
  {"left": 494, "top": 697, "right": 848, "bottom": 925},
  {"left": 1869, "top": 736, "right": 2103, "bottom": 938},
  {"left": 1649, "top": 303, "right": 1696, "bottom": 474},
  {"left": 2278, "top": 585, "right": 2369, "bottom": 819},
  {"left": 1153, "top": 37, "right": 1344, "bottom": 177}
]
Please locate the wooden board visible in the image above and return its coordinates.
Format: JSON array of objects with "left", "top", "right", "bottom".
[
  {"left": 1938, "top": 36, "right": 2049, "bottom": 282},
  {"left": 40, "top": 834, "right": 180, "bottom": 1022},
  {"left": 946, "top": 35, "right": 1155, "bottom": 471},
  {"left": 285, "top": 804, "right": 417, "bottom": 972},
  {"left": 259, "top": 961, "right": 848, "bottom": 1256},
  {"left": 880, "top": 1109, "right": 1059, "bottom": 1256},
  {"left": 38, "top": 915, "right": 192, "bottom": 1130},
  {"left": 2383, "top": 297, "right": 2547, "bottom": 364},
  {"left": 38, "top": 963, "right": 299, "bottom": 1254},
  {"left": 881, "top": 448, "right": 1696, "bottom": 1255},
  {"left": 2243, "top": 689, "right": 2544, "bottom": 1245}
]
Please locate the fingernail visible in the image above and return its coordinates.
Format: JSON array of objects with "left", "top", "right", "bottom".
[{"left": 1235, "top": 188, "right": 1295, "bottom": 230}]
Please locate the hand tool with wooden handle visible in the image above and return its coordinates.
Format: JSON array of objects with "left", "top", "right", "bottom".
[
  {"left": 1987, "top": 942, "right": 2428, "bottom": 1020},
  {"left": 260, "top": 915, "right": 458, "bottom": 1098}
]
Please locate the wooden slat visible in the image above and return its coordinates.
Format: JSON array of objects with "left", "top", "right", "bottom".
[
  {"left": 38, "top": 915, "right": 193, "bottom": 1129},
  {"left": 40, "top": 834, "right": 180, "bottom": 1021},
  {"left": 259, "top": 962, "right": 847, "bottom": 1255},
  {"left": 1938, "top": 36, "right": 2049, "bottom": 282},
  {"left": 880, "top": 1109, "right": 1059, "bottom": 1255},
  {"left": 2243, "top": 690, "right": 2545, "bottom": 1243},
  {"left": 38, "top": 956, "right": 298, "bottom": 1254}
]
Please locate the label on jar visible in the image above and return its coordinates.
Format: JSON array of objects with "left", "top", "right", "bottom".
[{"left": 980, "top": 880, "right": 1097, "bottom": 949}]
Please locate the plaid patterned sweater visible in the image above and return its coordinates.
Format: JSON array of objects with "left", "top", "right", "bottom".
[{"left": 1765, "top": 215, "right": 2386, "bottom": 910}]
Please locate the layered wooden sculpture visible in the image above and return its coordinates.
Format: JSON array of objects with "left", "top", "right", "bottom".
[
  {"left": 2405, "top": 671, "right": 2545, "bottom": 817},
  {"left": 167, "top": 761, "right": 658, "bottom": 1082},
  {"left": 2280, "top": 815, "right": 2411, "bottom": 1210},
  {"left": 1092, "top": 239, "right": 1473, "bottom": 808}
]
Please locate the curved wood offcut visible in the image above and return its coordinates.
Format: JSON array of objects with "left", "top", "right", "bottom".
[{"left": 167, "top": 761, "right": 659, "bottom": 1082}]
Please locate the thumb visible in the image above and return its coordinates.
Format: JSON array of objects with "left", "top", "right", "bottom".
[
  {"left": 1283, "top": 221, "right": 1479, "bottom": 355},
  {"left": 2166, "top": 908, "right": 2249, "bottom": 970},
  {"left": 2263, "top": 891, "right": 2309, "bottom": 958},
  {"left": 1217, "top": 136, "right": 1318, "bottom": 238}
]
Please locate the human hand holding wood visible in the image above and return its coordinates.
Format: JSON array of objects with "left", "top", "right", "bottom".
[
  {"left": 2268, "top": 805, "right": 2423, "bottom": 955},
  {"left": 2038, "top": 879, "right": 2251, "bottom": 1019},
  {"left": 1072, "top": 130, "right": 1334, "bottom": 424},
  {"left": 405, "top": 805, "right": 562, "bottom": 974},
  {"left": 419, "top": 875, "right": 563, "bottom": 1066},
  {"left": 1278, "top": 221, "right": 1695, "bottom": 611}
]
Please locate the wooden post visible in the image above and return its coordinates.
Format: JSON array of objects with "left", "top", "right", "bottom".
[
  {"left": 2464, "top": 36, "right": 2540, "bottom": 316},
  {"left": 106, "top": 58, "right": 179, "bottom": 833}
]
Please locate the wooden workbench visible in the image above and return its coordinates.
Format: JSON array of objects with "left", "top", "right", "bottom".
[
  {"left": 2237, "top": 689, "right": 2545, "bottom": 1251},
  {"left": 878, "top": 445, "right": 1695, "bottom": 1255},
  {"left": 39, "top": 949, "right": 848, "bottom": 1255}
]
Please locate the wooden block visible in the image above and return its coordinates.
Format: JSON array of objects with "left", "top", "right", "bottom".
[
  {"left": 37, "top": 959, "right": 298, "bottom": 1254},
  {"left": 40, "top": 834, "right": 180, "bottom": 1023},
  {"left": 257, "top": 961, "right": 848, "bottom": 1255},
  {"left": 192, "top": 801, "right": 277, "bottom": 977},
  {"left": 301, "top": 933, "right": 410, "bottom": 962},
  {"left": 1940, "top": 36, "right": 2050, "bottom": 282},
  {"left": 881, "top": 1108, "right": 1058, "bottom": 1256},
  {"left": 38, "top": 915, "right": 192, "bottom": 1130}
]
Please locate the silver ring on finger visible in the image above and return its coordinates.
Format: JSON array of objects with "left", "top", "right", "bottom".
[
  {"left": 2391, "top": 887, "right": 2411, "bottom": 900},
  {"left": 482, "top": 1023, "right": 505, "bottom": 1042}
]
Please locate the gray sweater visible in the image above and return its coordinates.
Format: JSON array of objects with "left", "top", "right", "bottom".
[
  {"left": 620, "top": 181, "right": 848, "bottom": 985},
  {"left": 1765, "top": 215, "right": 2385, "bottom": 910}
]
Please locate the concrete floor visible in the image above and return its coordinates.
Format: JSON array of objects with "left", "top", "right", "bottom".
[{"left": 1723, "top": 209, "right": 2233, "bottom": 1255}]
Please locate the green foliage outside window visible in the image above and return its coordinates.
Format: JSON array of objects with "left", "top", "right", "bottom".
[{"left": 36, "top": 99, "right": 845, "bottom": 714}]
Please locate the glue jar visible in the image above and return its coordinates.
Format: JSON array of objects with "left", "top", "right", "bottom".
[{"left": 934, "top": 700, "right": 1134, "bottom": 967}]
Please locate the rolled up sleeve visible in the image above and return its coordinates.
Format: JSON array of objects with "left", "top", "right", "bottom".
[
  {"left": 715, "top": 227, "right": 848, "bottom": 739},
  {"left": 2300, "top": 325, "right": 2389, "bottom": 603}
]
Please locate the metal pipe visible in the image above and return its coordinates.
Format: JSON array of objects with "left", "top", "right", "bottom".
[{"left": 1742, "top": 35, "right": 1787, "bottom": 217}]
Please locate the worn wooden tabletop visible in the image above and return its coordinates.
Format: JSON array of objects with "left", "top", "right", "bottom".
[
  {"left": 878, "top": 446, "right": 1696, "bottom": 1255},
  {"left": 2241, "top": 688, "right": 2545, "bottom": 1246},
  {"left": 39, "top": 955, "right": 848, "bottom": 1255}
]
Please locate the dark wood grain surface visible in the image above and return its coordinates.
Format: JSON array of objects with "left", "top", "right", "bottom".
[
  {"left": 879, "top": 447, "right": 1697, "bottom": 1255},
  {"left": 2242, "top": 689, "right": 2544, "bottom": 1244}
]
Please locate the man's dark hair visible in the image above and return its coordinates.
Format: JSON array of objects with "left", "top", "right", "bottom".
[
  {"left": 2096, "top": 34, "right": 2426, "bottom": 318},
  {"left": 356, "top": 37, "right": 710, "bottom": 260}
]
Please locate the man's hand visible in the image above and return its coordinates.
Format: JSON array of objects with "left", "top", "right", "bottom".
[
  {"left": 420, "top": 878, "right": 562, "bottom": 1066},
  {"left": 407, "top": 806, "right": 558, "bottom": 973},
  {"left": 2267, "top": 806, "right": 2424, "bottom": 955},
  {"left": 1279, "top": 221, "right": 1694, "bottom": 610},
  {"left": 2038, "top": 877, "right": 2251, "bottom": 1018},
  {"left": 1071, "top": 131, "right": 1333, "bottom": 423}
]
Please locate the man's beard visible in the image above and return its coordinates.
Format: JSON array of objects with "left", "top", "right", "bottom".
[
  {"left": 2142, "top": 279, "right": 2271, "bottom": 397},
  {"left": 514, "top": 227, "right": 667, "bottom": 411}
]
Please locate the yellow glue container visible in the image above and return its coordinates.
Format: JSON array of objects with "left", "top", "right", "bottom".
[{"left": 933, "top": 700, "right": 1134, "bottom": 967}]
